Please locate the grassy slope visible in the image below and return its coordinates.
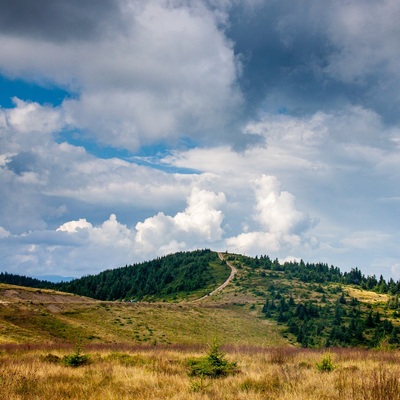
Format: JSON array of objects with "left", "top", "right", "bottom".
[
  {"left": 0, "top": 252, "right": 395, "bottom": 348},
  {"left": 0, "top": 281, "right": 287, "bottom": 346}
]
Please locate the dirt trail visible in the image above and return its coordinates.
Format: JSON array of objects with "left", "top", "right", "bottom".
[{"left": 192, "top": 253, "right": 237, "bottom": 302}]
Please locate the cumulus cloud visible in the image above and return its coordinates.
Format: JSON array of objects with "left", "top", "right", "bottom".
[
  {"left": 57, "top": 218, "right": 93, "bottom": 233},
  {"left": 0, "top": 176, "right": 315, "bottom": 276},
  {"left": 1, "top": 0, "right": 400, "bottom": 279},
  {"left": 135, "top": 187, "right": 226, "bottom": 255},
  {"left": 0, "top": 188, "right": 227, "bottom": 276},
  {"left": 0, "top": 98, "right": 199, "bottom": 233},
  {"left": 0, "top": 98, "right": 63, "bottom": 155},
  {"left": 226, "top": 175, "right": 313, "bottom": 256},
  {"left": 253, "top": 175, "right": 310, "bottom": 234},
  {"left": 0, "top": 0, "right": 243, "bottom": 149},
  {"left": 163, "top": 106, "right": 400, "bottom": 272}
]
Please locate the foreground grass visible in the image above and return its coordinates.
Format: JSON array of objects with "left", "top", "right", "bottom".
[{"left": 1, "top": 345, "right": 400, "bottom": 399}]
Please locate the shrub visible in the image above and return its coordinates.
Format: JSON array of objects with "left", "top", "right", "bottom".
[
  {"left": 187, "top": 340, "right": 239, "bottom": 378},
  {"left": 316, "top": 352, "right": 335, "bottom": 372},
  {"left": 62, "top": 352, "right": 90, "bottom": 367},
  {"left": 62, "top": 340, "right": 90, "bottom": 367}
]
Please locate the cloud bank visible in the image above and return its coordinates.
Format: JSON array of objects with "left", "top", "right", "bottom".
[
  {"left": 1, "top": 0, "right": 400, "bottom": 279},
  {"left": 0, "top": 0, "right": 243, "bottom": 149}
]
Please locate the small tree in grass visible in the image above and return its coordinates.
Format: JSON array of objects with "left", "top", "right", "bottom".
[
  {"left": 62, "top": 338, "right": 90, "bottom": 367},
  {"left": 187, "top": 339, "right": 239, "bottom": 378},
  {"left": 316, "top": 352, "right": 335, "bottom": 372}
]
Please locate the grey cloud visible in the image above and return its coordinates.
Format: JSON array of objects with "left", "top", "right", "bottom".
[
  {"left": 6, "top": 151, "right": 37, "bottom": 176},
  {"left": 0, "top": 1, "right": 248, "bottom": 149},
  {"left": 227, "top": 0, "right": 400, "bottom": 124},
  {"left": 0, "top": 0, "right": 122, "bottom": 43}
]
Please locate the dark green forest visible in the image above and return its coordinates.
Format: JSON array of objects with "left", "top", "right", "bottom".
[
  {"left": 230, "top": 254, "right": 400, "bottom": 348},
  {"left": 57, "top": 249, "right": 224, "bottom": 301},
  {"left": 261, "top": 287, "right": 400, "bottom": 349},
  {"left": 0, "top": 249, "right": 227, "bottom": 301}
]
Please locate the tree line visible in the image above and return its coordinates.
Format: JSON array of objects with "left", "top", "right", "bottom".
[{"left": 235, "top": 254, "right": 400, "bottom": 295}]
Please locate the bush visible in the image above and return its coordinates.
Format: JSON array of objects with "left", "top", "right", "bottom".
[
  {"left": 187, "top": 340, "right": 239, "bottom": 378},
  {"left": 62, "top": 352, "right": 90, "bottom": 367},
  {"left": 316, "top": 352, "right": 335, "bottom": 372},
  {"left": 62, "top": 340, "right": 90, "bottom": 367}
]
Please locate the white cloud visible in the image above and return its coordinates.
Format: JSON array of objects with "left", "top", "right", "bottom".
[
  {"left": 0, "top": 99, "right": 199, "bottom": 233},
  {"left": 7, "top": 98, "right": 63, "bottom": 135},
  {"left": 0, "top": 188, "right": 227, "bottom": 276},
  {"left": 0, "top": 98, "right": 63, "bottom": 156},
  {"left": 225, "top": 175, "right": 313, "bottom": 256},
  {"left": 253, "top": 175, "right": 310, "bottom": 234},
  {"left": 135, "top": 187, "right": 226, "bottom": 255},
  {"left": 0, "top": 0, "right": 400, "bottom": 280},
  {"left": 0, "top": 0, "right": 243, "bottom": 150},
  {"left": 57, "top": 218, "right": 93, "bottom": 233},
  {"left": 166, "top": 106, "right": 399, "bottom": 182}
]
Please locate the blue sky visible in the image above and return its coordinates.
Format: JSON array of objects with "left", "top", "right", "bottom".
[{"left": 1, "top": 0, "right": 399, "bottom": 279}]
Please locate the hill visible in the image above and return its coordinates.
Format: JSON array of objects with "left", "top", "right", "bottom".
[
  {"left": 0, "top": 249, "right": 230, "bottom": 302},
  {"left": 217, "top": 254, "right": 400, "bottom": 348},
  {"left": 1, "top": 250, "right": 400, "bottom": 349}
]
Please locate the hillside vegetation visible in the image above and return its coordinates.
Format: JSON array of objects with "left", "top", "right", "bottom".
[
  {"left": 222, "top": 254, "right": 400, "bottom": 349},
  {"left": 1, "top": 249, "right": 229, "bottom": 302},
  {"left": 1, "top": 250, "right": 400, "bottom": 350}
]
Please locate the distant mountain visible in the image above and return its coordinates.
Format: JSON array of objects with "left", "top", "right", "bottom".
[
  {"left": 0, "top": 272, "right": 56, "bottom": 289},
  {"left": 33, "top": 275, "right": 76, "bottom": 283}
]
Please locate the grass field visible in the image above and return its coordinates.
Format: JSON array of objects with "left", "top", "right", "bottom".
[
  {"left": 2, "top": 253, "right": 400, "bottom": 399},
  {"left": 0, "top": 282, "right": 288, "bottom": 347},
  {"left": 1, "top": 344, "right": 400, "bottom": 399}
]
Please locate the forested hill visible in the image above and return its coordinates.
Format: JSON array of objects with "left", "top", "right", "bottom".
[
  {"left": 1, "top": 250, "right": 400, "bottom": 300},
  {"left": 238, "top": 254, "right": 399, "bottom": 294},
  {"left": 3, "top": 250, "right": 400, "bottom": 348},
  {"left": 0, "top": 250, "right": 230, "bottom": 301},
  {"left": 59, "top": 249, "right": 228, "bottom": 301}
]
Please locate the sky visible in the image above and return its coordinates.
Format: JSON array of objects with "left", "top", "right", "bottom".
[{"left": 0, "top": 0, "right": 399, "bottom": 280}]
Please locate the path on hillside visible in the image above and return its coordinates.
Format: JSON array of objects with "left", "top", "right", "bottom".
[{"left": 192, "top": 253, "right": 237, "bottom": 302}]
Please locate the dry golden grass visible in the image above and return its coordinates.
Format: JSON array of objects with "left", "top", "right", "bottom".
[
  {"left": 1, "top": 345, "right": 400, "bottom": 399},
  {"left": 347, "top": 287, "right": 389, "bottom": 305},
  {"left": 0, "top": 285, "right": 288, "bottom": 346}
]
